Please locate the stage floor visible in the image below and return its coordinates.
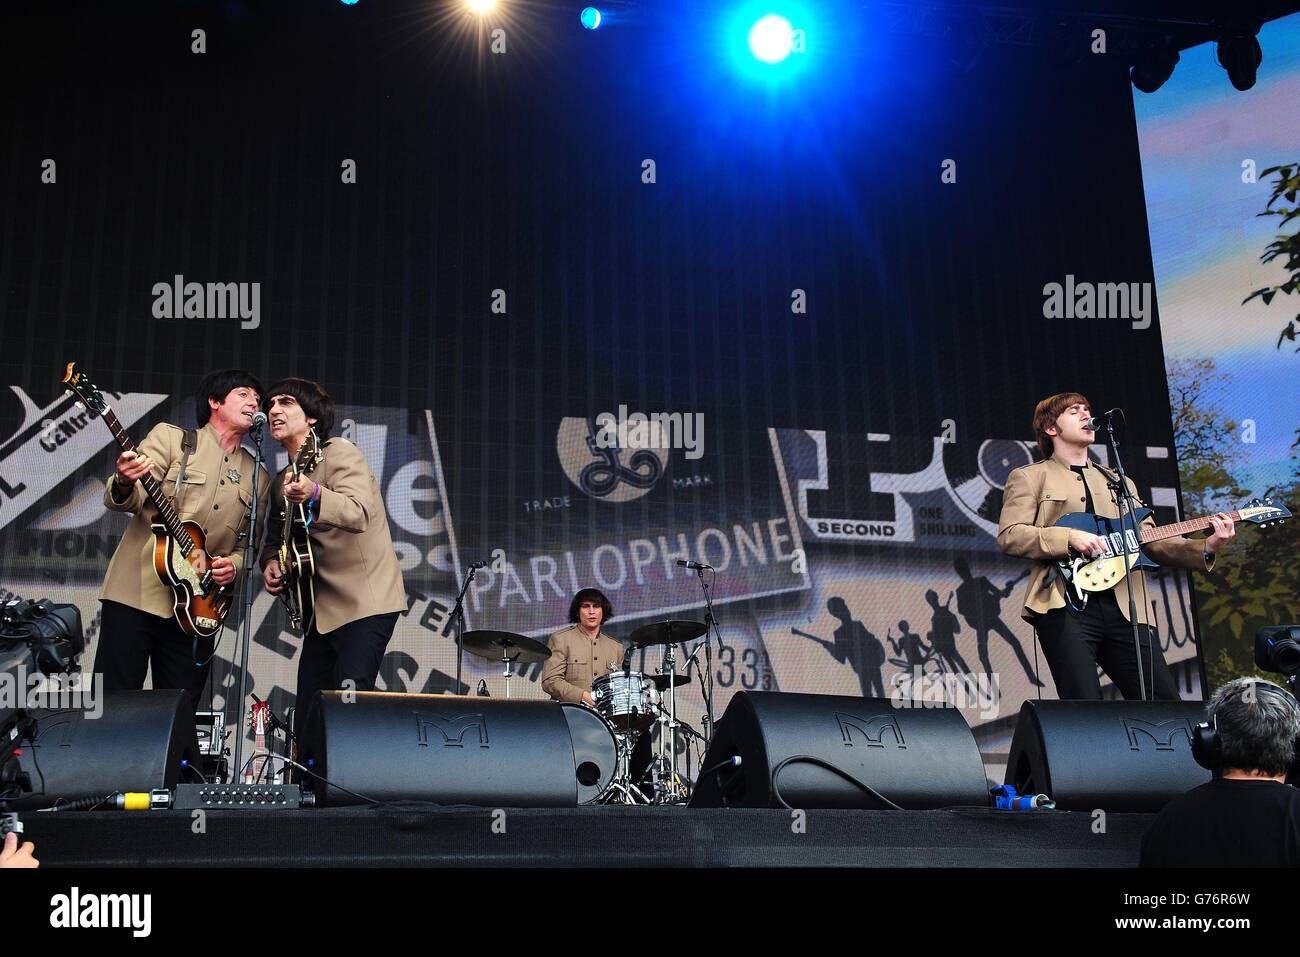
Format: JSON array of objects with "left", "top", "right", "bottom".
[{"left": 25, "top": 804, "right": 1154, "bottom": 867}]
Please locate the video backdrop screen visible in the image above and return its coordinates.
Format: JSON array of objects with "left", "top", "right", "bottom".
[{"left": 0, "top": 2, "right": 1211, "bottom": 774}]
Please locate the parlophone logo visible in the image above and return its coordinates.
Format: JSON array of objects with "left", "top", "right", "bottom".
[{"left": 556, "top": 415, "right": 670, "bottom": 503}]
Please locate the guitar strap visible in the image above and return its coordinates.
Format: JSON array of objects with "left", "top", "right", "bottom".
[{"left": 173, "top": 428, "right": 198, "bottom": 514}]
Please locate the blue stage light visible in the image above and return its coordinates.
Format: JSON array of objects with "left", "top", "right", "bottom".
[
  {"left": 580, "top": 7, "right": 603, "bottom": 30},
  {"left": 339, "top": 0, "right": 360, "bottom": 6},
  {"left": 749, "top": 14, "right": 793, "bottom": 63}
]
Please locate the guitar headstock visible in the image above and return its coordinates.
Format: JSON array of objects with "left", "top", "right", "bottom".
[
  {"left": 1240, "top": 497, "right": 1292, "bottom": 529},
  {"left": 293, "top": 427, "right": 324, "bottom": 476},
  {"left": 249, "top": 700, "right": 269, "bottom": 736},
  {"left": 61, "top": 362, "right": 108, "bottom": 417}
]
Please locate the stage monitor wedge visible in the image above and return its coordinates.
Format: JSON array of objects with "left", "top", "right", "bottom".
[
  {"left": 689, "top": 691, "right": 989, "bottom": 809},
  {"left": 9, "top": 690, "right": 199, "bottom": 810},
  {"left": 1004, "top": 699, "right": 1212, "bottom": 812},
  {"left": 300, "top": 691, "right": 597, "bottom": 807}
]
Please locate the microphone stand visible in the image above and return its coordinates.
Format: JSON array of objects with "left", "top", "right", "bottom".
[
  {"left": 230, "top": 420, "right": 266, "bottom": 783},
  {"left": 695, "top": 566, "right": 719, "bottom": 748},
  {"left": 449, "top": 565, "right": 477, "bottom": 694},
  {"left": 1102, "top": 413, "right": 1148, "bottom": 701}
]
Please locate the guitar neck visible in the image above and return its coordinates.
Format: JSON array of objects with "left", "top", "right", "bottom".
[
  {"left": 1140, "top": 510, "right": 1238, "bottom": 545},
  {"left": 102, "top": 408, "right": 189, "bottom": 544}
]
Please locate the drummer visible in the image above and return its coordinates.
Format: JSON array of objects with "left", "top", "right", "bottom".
[{"left": 541, "top": 587, "right": 627, "bottom": 706}]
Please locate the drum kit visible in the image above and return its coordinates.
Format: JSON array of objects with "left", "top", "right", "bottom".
[{"left": 460, "top": 619, "right": 709, "bottom": 805}]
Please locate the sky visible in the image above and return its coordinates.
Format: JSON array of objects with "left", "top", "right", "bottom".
[{"left": 1134, "top": 13, "right": 1300, "bottom": 486}]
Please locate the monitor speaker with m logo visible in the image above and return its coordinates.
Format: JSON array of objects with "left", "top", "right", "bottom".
[
  {"left": 1004, "top": 700, "right": 1211, "bottom": 811},
  {"left": 9, "top": 691, "right": 199, "bottom": 810},
  {"left": 689, "top": 692, "right": 988, "bottom": 809},
  {"left": 299, "top": 691, "right": 611, "bottom": 807}
]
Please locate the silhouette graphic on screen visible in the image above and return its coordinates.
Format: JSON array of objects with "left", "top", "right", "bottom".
[
  {"left": 792, "top": 596, "right": 887, "bottom": 698},
  {"left": 952, "top": 558, "right": 1042, "bottom": 687},
  {"left": 924, "top": 589, "right": 971, "bottom": 674},
  {"left": 888, "top": 620, "right": 932, "bottom": 669}
]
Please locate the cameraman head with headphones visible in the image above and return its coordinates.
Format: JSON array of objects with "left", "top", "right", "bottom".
[{"left": 1141, "top": 676, "right": 1300, "bottom": 867}]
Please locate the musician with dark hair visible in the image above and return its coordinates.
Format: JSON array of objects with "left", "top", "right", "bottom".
[
  {"left": 95, "top": 369, "right": 269, "bottom": 707},
  {"left": 542, "top": 587, "right": 626, "bottom": 706},
  {"left": 997, "top": 392, "right": 1235, "bottom": 699},
  {"left": 259, "top": 378, "right": 405, "bottom": 733}
]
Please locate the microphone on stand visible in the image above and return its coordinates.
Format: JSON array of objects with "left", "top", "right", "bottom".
[
  {"left": 468, "top": 559, "right": 490, "bottom": 570},
  {"left": 248, "top": 410, "right": 267, "bottom": 442},
  {"left": 676, "top": 560, "right": 713, "bottom": 570},
  {"left": 1084, "top": 408, "right": 1120, "bottom": 431}
]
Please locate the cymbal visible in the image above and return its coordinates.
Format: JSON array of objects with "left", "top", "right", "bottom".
[
  {"left": 461, "top": 630, "right": 552, "bottom": 664},
  {"left": 649, "top": 672, "right": 692, "bottom": 691},
  {"left": 627, "top": 619, "right": 707, "bottom": 647}
]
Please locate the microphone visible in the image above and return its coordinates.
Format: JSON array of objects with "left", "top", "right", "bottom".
[
  {"left": 468, "top": 559, "right": 490, "bottom": 569},
  {"left": 676, "top": 560, "right": 713, "bottom": 570},
  {"left": 700, "top": 755, "right": 742, "bottom": 777},
  {"left": 1084, "top": 409, "right": 1119, "bottom": 431},
  {"left": 249, "top": 411, "right": 268, "bottom": 429}
]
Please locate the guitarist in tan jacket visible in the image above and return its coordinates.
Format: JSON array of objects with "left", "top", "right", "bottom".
[
  {"left": 258, "top": 378, "right": 405, "bottom": 733},
  {"left": 96, "top": 369, "right": 269, "bottom": 707},
  {"left": 997, "top": 391, "right": 1235, "bottom": 699}
]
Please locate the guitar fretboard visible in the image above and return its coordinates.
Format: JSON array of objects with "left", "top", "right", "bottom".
[
  {"left": 102, "top": 407, "right": 192, "bottom": 555},
  {"left": 1140, "top": 511, "right": 1241, "bottom": 545}
]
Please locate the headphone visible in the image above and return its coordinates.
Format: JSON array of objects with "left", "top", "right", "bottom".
[{"left": 1191, "top": 678, "right": 1300, "bottom": 771}]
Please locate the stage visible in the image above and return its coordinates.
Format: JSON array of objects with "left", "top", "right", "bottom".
[{"left": 26, "top": 805, "right": 1153, "bottom": 868}]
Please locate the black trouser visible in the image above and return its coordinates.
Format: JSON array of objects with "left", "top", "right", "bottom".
[
  {"left": 1032, "top": 590, "right": 1178, "bottom": 700},
  {"left": 94, "top": 600, "right": 216, "bottom": 710},
  {"left": 295, "top": 612, "right": 398, "bottom": 734}
]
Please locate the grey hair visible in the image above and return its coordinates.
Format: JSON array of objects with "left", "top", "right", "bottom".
[{"left": 1208, "top": 677, "right": 1300, "bottom": 776}]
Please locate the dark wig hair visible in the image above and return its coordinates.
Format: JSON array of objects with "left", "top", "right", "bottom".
[
  {"left": 195, "top": 369, "right": 264, "bottom": 426},
  {"left": 568, "top": 587, "right": 613, "bottom": 625},
  {"left": 262, "top": 377, "right": 336, "bottom": 438}
]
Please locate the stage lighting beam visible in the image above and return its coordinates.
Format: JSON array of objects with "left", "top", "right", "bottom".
[{"left": 749, "top": 14, "right": 795, "bottom": 64}]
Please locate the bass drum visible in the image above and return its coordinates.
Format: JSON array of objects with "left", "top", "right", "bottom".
[{"left": 560, "top": 702, "right": 619, "bottom": 805}]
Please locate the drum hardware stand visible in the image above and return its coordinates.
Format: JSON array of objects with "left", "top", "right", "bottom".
[
  {"left": 602, "top": 729, "right": 650, "bottom": 805},
  {"left": 659, "top": 640, "right": 684, "bottom": 804},
  {"left": 499, "top": 649, "right": 521, "bottom": 698},
  {"left": 449, "top": 563, "right": 480, "bottom": 695},
  {"left": 694, "top": 566, "right": 720, "bottom": 750}
]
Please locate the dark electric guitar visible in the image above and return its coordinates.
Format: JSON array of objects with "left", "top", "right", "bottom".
[
  {"left": 277, "top": 428, "right": 322, "bottom": 632},
  {"left": 63, "top": 363, "right": 232, "bottom": 638},
  {"left": 1055, "top": 497, "right": 1291, "bottom": 603}
]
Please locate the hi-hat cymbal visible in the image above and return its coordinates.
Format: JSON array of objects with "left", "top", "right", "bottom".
[
  {"left": 627, "top": 620, "right": 707, "bottom": 647},
  {"left": 461, "top": 630, "right": 552, "bottom": 664}
]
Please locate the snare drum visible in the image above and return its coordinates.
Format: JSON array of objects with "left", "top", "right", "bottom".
[{"left": 591, "top": 670, "right": 660, "bottom": 732}]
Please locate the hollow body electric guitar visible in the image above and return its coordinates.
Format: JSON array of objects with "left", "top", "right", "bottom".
[
  {"left": 62, "top": 363, "right": 232, "bottom": 638},
  {"left": 278, "top": 429, "right": 322, "bottom": 632},
  {"left": 1055, "top": 497, "right": 1291, "bottom": 605}
]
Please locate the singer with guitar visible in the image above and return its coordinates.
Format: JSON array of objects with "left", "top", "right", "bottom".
[
  {"left": 258, "top": 378, "right": 405, "bottom": 734},
  {"left": 997, "top": 392, "right": 1238, "bottom": 700},
  {"left": 94, "top": 369, "right": 270, "bottom": 708}
]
